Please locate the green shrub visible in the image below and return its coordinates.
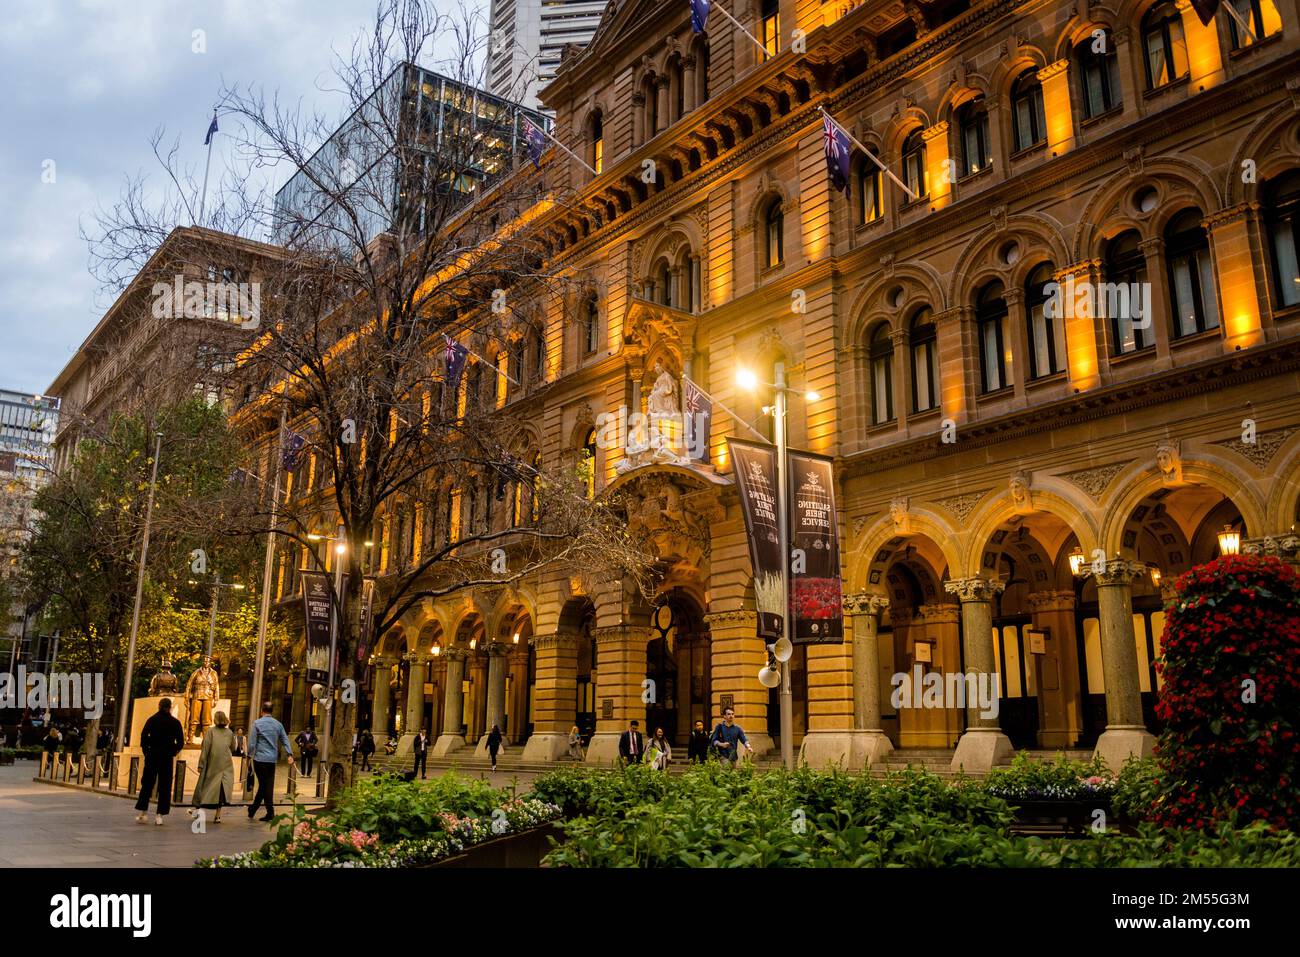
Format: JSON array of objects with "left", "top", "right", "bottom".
[
  {"left": 327, "top": 771, "right": 505, "bottom": 843},
  {"left": 1110, "top": 756, "right": 1164, "bottom": 824},
  {"left": 984, "top": 752, "right": 1113, "bottom": 801}
]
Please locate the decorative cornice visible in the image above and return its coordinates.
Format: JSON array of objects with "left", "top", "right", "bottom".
[
  {"left": 531, "top": 632, "right": 580, "bottom": 650},
  {"left": 703, "top": 609, "right": 757, "bottom": 627}
]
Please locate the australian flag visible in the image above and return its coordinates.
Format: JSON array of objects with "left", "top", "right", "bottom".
[
  {"left": 444, "top": 335, "right": 470, "bottom": 393},
  {"left": 682, "top": 376, "right": 713, "bottom": 463},
  {"left": 823, "top": 112, "right": 852, "bottom": 197},
  {"left": 204, "top": 113, "right": 219, "bottom": 146},
  {"left": 281, "top": 430, "right": 306, "bottom": 470},
  {"left": 1190, "top": 0, "right": 1219, "bottom": 25},
  {"left": 689, "top": 0, "right": 711, "bottom": 33},
  {"left": 522, "top": 116, "right": 546, "bottom": 169}
]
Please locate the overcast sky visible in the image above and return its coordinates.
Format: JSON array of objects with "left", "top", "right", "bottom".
[{"left": 0, "top": 0, "right": 485, "bottom": 396}]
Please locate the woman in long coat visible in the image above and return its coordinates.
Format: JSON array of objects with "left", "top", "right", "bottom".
[{"left": 191, "top": 710, "right": 236, "bottom": 823}]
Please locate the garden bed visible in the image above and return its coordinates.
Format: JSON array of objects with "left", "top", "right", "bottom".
[{"left": 432, "top": 821, "right": 563, "bottom": 868}]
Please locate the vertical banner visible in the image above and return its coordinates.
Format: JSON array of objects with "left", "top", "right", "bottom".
[
  {"left": 787, "top": 450, "right": 844, "bottom": 643},
  {"left": 301, "top": 571, "right": 333, "bottom": 683},
  {"left": 356, "top": 577, "right": 376, "bottom": 663},
  {"left": 727, "top": 439, "right": 784, "bottom": 640}
]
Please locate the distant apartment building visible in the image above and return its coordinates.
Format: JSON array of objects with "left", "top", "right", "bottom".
[{"left": 487, "top": 0, "right": 610, "bottom": 111}]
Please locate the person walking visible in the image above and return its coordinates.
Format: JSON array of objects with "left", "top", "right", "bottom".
[
  {"left": 709, "top": 706, "right": 752, "bottom": 767},
  {"left": 247, "top": 702, "right": 294, "bottom": 822},
  {"left": 295, "top": 724, "right": 318, "bottom": 777},
  {"left": 232, "top": 728, "right": 247, "bottom": 757},
  {"left": 486, "top": 724, "right": 504, "bottom": 772},
  {"left": 688, "top": 719, "right": 710, "bottom": 764},
  {"left": 567, "top": 726, "right": 585, "bottom": 761},
  {"left": 191, "top": 711, "right": 236, "bottom": 823},
  {"left": 618, "top": 720, "right": 644, "bottom": 765},
  {"left": 647, "top": 727, "right": 672, "bottom": 771},
  {"left": 412, "top": 728, "right": 429, "bottom": 779},
  {"left": 134, "top": 699, "right": 185, "bottom": 825},
  {"left": 357, "top": 729, "right": 375, "bottom": 771}
]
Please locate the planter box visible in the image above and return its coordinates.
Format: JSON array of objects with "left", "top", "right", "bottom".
[
  {"left": 431, "top": 822, "right": 563, "bottom": 868},
  {"left": 1008, "top": 797, "right": 1112, "bottom": 835}
]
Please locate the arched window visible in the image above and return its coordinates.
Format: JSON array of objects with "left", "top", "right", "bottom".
[
  {"left": 580, "top": 429, "right": 597, "bottom": 500},
  {"left": 582, "top": 296, "right": 600, "bottom": 355},
  {"left": 1142, "top": 4, "right": 1188, "bottom": 89},
  {"left": 957, "top": 98, "right": 991, "bottom": 176},
  {"left": 1025, "top": 262, "right": 1066, "bottom": 379},
  {"left": 1227, "top": 0, "right": 1283, "bottom": 50},
  {"left": 590, "top": 110, "right": 604, "bottom": 174},
  {"left": 1165, "top": 209, "right": 1219, "bottom": 337},
  {"left": 643, "top": 75, "right": 658, "bottom": 140},
  {"left": 901, "top": 129, "right": 927, "bottom": 200},
  {"left": 1011, "top": 69, "right": 1046, "bottom": 151},
  {"left": 763, "top": 197, "right": 784, "bottom": 268},
  {"left": 909, "top": 308, "right": 939, "bottom": 413},
  {"left": 1076, "top": 31, "right": 1122, "bottom": 118},
  {"left": 858, "top": 153, "right": 882, "bottom": 225},
  {"left": 656, "top": 259, "right": 673, "bottom": 307},
  {"left": 976, "top": 282, "right": 1010, "bottom": 393},
  {"left": 761, "top": 0, "right": 780, "bottom": 55},
  {"left": 868, "top": 324, "right": 895, "bottom": 425},
  {"left": 681, "top": 253, "right": 702, "bottom": 312},
  {"left": 1105, "top": 230, "right": 1154, "bottom": 354},
  {"left": 1264, "top": 170, "right": 1300, "bottom": 308}
]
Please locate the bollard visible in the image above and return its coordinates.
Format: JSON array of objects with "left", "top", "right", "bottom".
[
  {"left": 287, "top": 763, "right": 296, "bottom": 799},
  {"left": 173, "top": 759, "right": 186, "bottom": 804},
  {"left": 108, "top": 754, "right": 118, "bottom": 792},
  {"left": 60, "top": 754, "right": 70, "bottom": 782},
  {"left": 76, "top": 756, "right": 86, "bottom": 786},
  {"left": 38, "top": 752, "right": 47, "bottom": 778},
  {"left": 128, "top": 756, "right": 139, "bottom": 796}
]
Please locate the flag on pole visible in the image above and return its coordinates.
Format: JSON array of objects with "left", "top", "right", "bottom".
[
  {"left": 521, "top": 116, "right": 546, "bottom": 169},
  {"left": 682, "top": 376, "right": 713, "bottom": 463},
  {"left": 444, "top": 335, "right": 470, "bottom": 392},
  {"left": 281, "top": 431, "right": 306, "bottom": 470},
  {"left": 823, "top": 112, "right": 853, "bottom": 197},
  {"left": 689, "top": 0, "right": 711, "bottom": 33},
  {"left": 204, "top": 113, "right": 219, "bottom": 146},
  {"left": 1189, "top": 0, "right": 1219, "bottom": 25}
]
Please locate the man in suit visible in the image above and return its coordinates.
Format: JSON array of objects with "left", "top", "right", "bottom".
[
  {"left": 134, "top": 699, "right": 185, "bottom": 825},
  {"left": 412, "top": 727, "right": 429, "bottom": 778},
  {"left": 617, "top": 720, "right": 644, "bottom": 765},
  {"left": 688, "top": 719, "right": 711, "bottom": 763}
]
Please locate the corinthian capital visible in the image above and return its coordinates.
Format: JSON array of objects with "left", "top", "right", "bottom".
[
  {"left": 844, "top": 591, "right": 890, "bottom": 616},
  {"left": 943, "top": 576, "right": 1006, "bottom": 603},
  {"left": 1094, "top": 559, "right": 1147, "bottom": 586}
]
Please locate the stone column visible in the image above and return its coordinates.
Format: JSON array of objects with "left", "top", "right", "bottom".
[
  {"left": 1026, "top": 590, "right": 1083, "bottom": 748},
  {"left": 1003, "top": 288, "right": 1029, "bottom": 401},
  {"left": 397, "top": 653, "right": 428, "bottom": 755},
  {"left": 431, "top": 650, "right": 467, "bottom": 757},
  {"left": 944, "top": 576, "right": 1014, "bottom": 772},
  {"left": 802, "top": 592, "right": 893, "bottom": 768},
  {"left": 889, "top": 327, "right": 910, "bottom": 437},
  {"left": 371, "top": 659, "right": 393, "bottom": 735},
  {"left": 522, "top": 633, "right": 579, "bottom": 762},
  {"left": 1093, "top": 560, "right": 1157, "bottom": 771},
  {"left": 475, "top": 644, "right": 509, "bottom": 756},
  {"left": 585, "top": 624, "right": 650, "bottom": 764},
  {"left": 655, "top": 76, "right": 670, "bottom": 134},
  {"left": 631, "top": 91, "right": 645, "bottom": 146},
  {"left": 683, "top": 56, "right": 697, "bottom": 113},
  {"left": 703, "top": 610, "right": 772, "bottom": 756},
  {"left": 1138, "top": 237, "right": 1173, "bottom": 367}
]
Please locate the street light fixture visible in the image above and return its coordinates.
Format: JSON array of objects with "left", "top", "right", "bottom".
[
  {"left": 1067, "top": 547, "right": 1087, "bottom": 578},
  {"left": 1217, "top": 525, "right": 1241, "bottom": 556}
]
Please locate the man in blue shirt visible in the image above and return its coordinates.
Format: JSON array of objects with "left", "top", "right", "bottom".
[
  {"left": 709, "top": 707, "right": 752, "bottom": 765},
  {"left": 247, "top": 702, "right": 295, "bottom": 821}
]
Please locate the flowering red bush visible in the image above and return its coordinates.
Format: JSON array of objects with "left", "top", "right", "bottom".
[{"left": 1152, "top": 555, "right": 1300, "bottom": 829}]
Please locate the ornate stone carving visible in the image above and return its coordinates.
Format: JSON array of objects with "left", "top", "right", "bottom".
[
  {"left": 1009, "top": 470, "right": 1032, "bottom": 513},
  {"left": 530, "top": 632, "right": 580, "bottom": 650},
  {"left": 943, "top": 577, "right": 1006, "bottom": 602},
  {"left": 703, "top": 609, "right": 757, "bottom": 628},
  {"left": 890, "top": 496, "right": 910, "bottom": 533},
  {"left": 1094, "top": 559, "right": 1147, "bottom": 586},
  {"left": 1155, "top": 440, "right": 1182, "bottom": 485},
  {"left": 1242, "top": 534, "right": 1300, "bottom": 559},
  {"left": 1123, "top": 145, "right": 1144, "bottom": 175},
  {"left": 933, "top": 490, "right": 989, "bottom": 523},
  {"left": 843, "top": 591, "right": 890, "bottom": 616},
  {"left": 1216, "top": 426, "right": 1298, "bottom": 469},
  {"left": 1061, "top": 461, "right": 1130, "bottom": 500}
]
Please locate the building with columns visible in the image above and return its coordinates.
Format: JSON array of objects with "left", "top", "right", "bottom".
[{"left": 258, "top": 0, "right": 1300, "bottom": 772}]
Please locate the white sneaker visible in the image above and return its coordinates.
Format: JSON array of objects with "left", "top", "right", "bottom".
[
  {"left": 154, "top": 814, "right": 164, "bottom": 826},
  {"left": 135, "top": 813, "right": 147, "bottom": 824}
]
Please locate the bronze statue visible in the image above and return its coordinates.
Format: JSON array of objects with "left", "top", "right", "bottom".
[
  {"left": 148, "top": 660, "right": 179, "bottom": 697},
  {"left": 184, "top": 656, "right": 220, "bottom": 742}
]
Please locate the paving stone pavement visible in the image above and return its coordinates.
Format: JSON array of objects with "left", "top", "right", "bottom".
[{"left": 0, "top": 763, "right": 301, "bottom": 868}]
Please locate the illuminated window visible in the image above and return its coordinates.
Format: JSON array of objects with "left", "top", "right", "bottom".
[
  {"left": 957, "top": 98, "right": 991, "bottom": 176},
  {"left": 976, "top": 282, "right": 1011, "bottom": 393},
  {"left": 1264, "top": 170, "right": 1300, "bottom": 307},
  {"left": 1077, "top": 33, "right": 1122, "bottom": 118},
  {"left": 448, "top": 490, "right": 462, "bottom": 544},
  {"left": 581, "top": 429, "right": 597, "bottom": 499},
  {"left": 1165, "top": 209, "right": 1219, "bottom": 337},
  {"left": 1142, "top": 3, "right": 1188, "bottom": 89},
  {"left": 1011, "top": 70, "right": 1046, "bottom": 151},
  {"left": 590, "top": 110, "right": 603, "bottom": 174},
  {"left": 1025, "top": 262, "right": 1066, "bottom": 378},
  {"left": 761, "top": 0, "right": 780, "bottom": 56},
  {"left": 909, "top": 308, "right": 939, "bottom": 413},
  {"left": 583, "top": 296, "right": 600, "bottom": 355},
  {"left": 858, "top": 153, "right": 882, "bottom": 224},
  {"left": 868, "top": 324, "right": 894, "bottom": 425},
  {"left": 495, "top": 351, "right": 509, "bottom": 408},
  {"left": 763, "top": 198, "right": 784, "bottom": 268},
  {"left": 1228, "top": 0, "right": 1283, "bottom": 50},
  {"left": 901, "top": 129, "right": 927, "bottom": 200},
  {"left": 1105, "top": 230, "right": 1154, "bottom": 354}
]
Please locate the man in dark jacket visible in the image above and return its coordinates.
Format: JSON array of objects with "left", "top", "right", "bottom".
[
  {"left": 412, "top": 728, "right": 429, "bottom": 778},
  {"left": 134, "top": 698, "right": 185, "bottom": 825},
  {"left": 617, "top": 720, "right": 644, "bottom": 765},
  {"left": 687, "top": 720, "right": 710, "bottom": 763}
]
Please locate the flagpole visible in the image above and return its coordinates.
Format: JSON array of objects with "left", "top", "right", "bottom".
[
  {"left": 708, "top": 2, "right": 771, "bottom": 60},
  {"left": 533, "top": 121, "right": 599, "bottom": 176},
  {"left": 821, "top": 107, "right": 917, "bottom": 202},
  {"left": 198, "top": 114, "right": 216, "bottom": 228},
  {"left": 248, "top": 405, "right": 286, "bottom": 745}
]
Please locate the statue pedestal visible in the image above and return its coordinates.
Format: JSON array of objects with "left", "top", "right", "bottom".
[{"left": 114, "top": 695, "right": 231, "bottom": 791}]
